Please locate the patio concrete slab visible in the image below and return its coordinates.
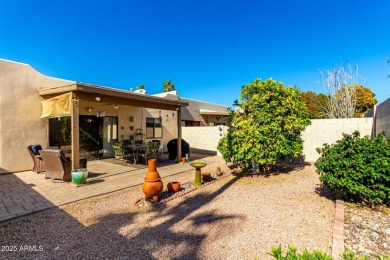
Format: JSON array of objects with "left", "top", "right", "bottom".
[{"left": 0, "top": 155, "right": 224, "bottom": 224}]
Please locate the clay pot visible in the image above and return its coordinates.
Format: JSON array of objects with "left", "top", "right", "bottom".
[
  {"left": 215, "top": 167, "right": 223, "bottom": 176},
  {"left": 142, "top": 159, "right": 163, "bottom": 202},
  {"left": 167, "top": 181, "right": 181, "bottom": 192},
  {"left": 202, "top": 171, "right": 211, "bottom": 180},
  {"left": 181, "top": 157, "right": 186, "bottom": 164}
]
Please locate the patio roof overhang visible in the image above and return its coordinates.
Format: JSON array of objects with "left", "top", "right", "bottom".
[
  {"left": 38, "top": 82, "right": 189, "bottom": 111},
  {"left": 39, "top": 82, "right": 188, "bottom": 170}
]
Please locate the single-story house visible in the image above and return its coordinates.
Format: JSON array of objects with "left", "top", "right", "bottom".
[
  {"left": 0, "top": 59, "right": 189, "bottom": 173},
  {"left": 0, "top": 58, "right": 231, "bottom": 174}
]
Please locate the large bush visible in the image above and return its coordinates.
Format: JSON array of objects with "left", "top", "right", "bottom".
[
  {"left": 315, "top": 131, "right": 390, "bottom": 205},
  {"left": 217, "top": 78, "right": 311, "bottom": 167}
]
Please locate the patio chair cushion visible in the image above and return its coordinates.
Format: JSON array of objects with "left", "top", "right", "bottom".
[{"left": 31, "top": 144, "right": 43, "bottom": 155}]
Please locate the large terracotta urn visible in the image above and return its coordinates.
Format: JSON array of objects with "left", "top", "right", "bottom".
[{"left": 142, "top": 159, "right": 163, "bottom": 202}]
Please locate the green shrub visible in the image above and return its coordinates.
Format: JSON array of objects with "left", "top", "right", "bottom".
[
  {"left": 268, "top": 244, "right": 332, "bottom": 259},
  {"left": 315, "top": 131, "right": 390, "bottom": 205},
  {"left": 268, "top": 245, "right": 389, "bottom": 259}
]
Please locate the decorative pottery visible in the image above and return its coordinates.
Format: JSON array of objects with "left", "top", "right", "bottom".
[
  {"left": 71, "top": 169, "right": 88, "bottom": 185},
  {"left": 181, "top": 157, "right": 186, "bottom": 164},
  {"left": 202, "top": 171, "right": 211, "bottom": 180},
  {"left": 142, "top": 159, "right": 163, "bottom": 202},
  {"left": 189, "top": 162, "right": 207, "bottom": 187},
  {"left": 167, "top": 181, "right": 181, "bottom": 192},
  {"left": 215, "top": 167, "right": 223, "bottom": 176}
]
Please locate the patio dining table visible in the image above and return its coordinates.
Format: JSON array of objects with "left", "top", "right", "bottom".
[{"left": 124, "top": 144, "right": 147, "bottom": 164}]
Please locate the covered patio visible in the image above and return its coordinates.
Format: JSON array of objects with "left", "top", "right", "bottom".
[
  {"left": 0, "top": 153, "right": 224, "bottom": 223},
  {"left": 39, "top": 83, "right": 189, "bottom": 170}
]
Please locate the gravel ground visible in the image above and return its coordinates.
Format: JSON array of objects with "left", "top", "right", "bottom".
[
  {"left": 344, "top": 203, "right": 390, "bottom": 258},
  {"left": 0, "top": 164, "right": 335, "bottom": 259}
]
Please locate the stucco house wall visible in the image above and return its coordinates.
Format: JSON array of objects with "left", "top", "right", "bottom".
[
  {"left": 0, "top": 59, "right": 74, "bottom": 173},
  {"left": 142, "top": 108, "right": 178, "bottom": 153},
  {"left": 0, "top": 59, "right": 180, "bottom": 173}
]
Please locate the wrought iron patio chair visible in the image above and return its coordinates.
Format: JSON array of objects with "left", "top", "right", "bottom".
[
  {"left": 112, "top": 143, "right": 129, "bottom": 165},
  {"left": 138, "top": 141, "right": 159, "bottom": 165},
  {"left": 120, "top": 140, "right": 137, "bottom": 163}
]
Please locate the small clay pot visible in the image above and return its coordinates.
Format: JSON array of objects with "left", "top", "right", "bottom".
[
  {"left": 215, "top": 167, "right": 223, "bottom": 176},
  {"left": 167, "top": 181, "right": 181, "bottom": 192},
  {"left": 202, "top": 171, "right": 211, "bottom": 180},
  {"left": 181, "top": 157, "right": 186, "bottom": 164}
]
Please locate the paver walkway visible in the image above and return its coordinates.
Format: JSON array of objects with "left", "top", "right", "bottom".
[{"left": 0, "top": 155, "right": 224, "bottom": 224}]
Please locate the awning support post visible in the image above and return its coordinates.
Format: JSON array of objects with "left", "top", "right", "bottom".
[
  {"left": 71, "top": 92, "right": 80, "bottom": 170},
  {"left": 177, "top": 106, "right": 182, "bottom": 163}
]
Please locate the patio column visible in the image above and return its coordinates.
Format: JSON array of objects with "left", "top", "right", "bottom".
[
  {"left": 177, "top": 106, "right": 182, "bottom": 163},
  {"left": 70, "top": 92, "right": 80, "bottom": 170}
]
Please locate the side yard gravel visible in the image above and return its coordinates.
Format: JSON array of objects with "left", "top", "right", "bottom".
[
  {"left": 0, "top": 164, "right": 335, "bottom": 259},
  {"left": 344, "top": 203, "right": 390, "bottom": 258}
]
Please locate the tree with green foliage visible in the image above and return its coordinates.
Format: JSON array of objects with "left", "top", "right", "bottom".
[
  {"left": 162, "top": 80, "right": 175, "bottom": 92},
  {"left": 217, "top": 78, "right": 311, "bottom": 168},
  {"left": 136, "top": 84, "right": 145, "bottom": 90}
]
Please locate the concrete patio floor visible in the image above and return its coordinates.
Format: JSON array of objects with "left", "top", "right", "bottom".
[{"left": 0, "top": 154, "right": 224, "bottom": 224}]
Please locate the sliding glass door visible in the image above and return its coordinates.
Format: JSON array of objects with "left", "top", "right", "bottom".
[{"left": 48, "top": 115, "right": 118, "bottom": 160}]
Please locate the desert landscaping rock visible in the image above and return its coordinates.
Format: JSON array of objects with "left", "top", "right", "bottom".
[{"left": 1, "top": 158, "right": 389, "bottom": 259}]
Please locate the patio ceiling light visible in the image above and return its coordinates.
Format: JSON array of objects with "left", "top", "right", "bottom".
[
  {"left": 86, "top": 107, "right": 95, "bottom": 114},
  {"left": 95, "top": 94, "right": 101, "bottom": 102},
  {"left": 114, "top": 104, "right": 119, "bottom": 109}
]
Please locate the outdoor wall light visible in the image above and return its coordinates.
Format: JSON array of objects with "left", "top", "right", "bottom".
[
  {"left": 86, "top": 107, "right": 94, "bottom": 114},
  {"left": 114, "top": 104, "right": 119, "bottom": 109},
  {"left": 95, "top": 94, "right": 101, "bottom": 102}
]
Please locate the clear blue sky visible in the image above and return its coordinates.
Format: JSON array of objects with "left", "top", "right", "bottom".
[{"left": 1, "top": 0, "right": 389, "bottom": 106}]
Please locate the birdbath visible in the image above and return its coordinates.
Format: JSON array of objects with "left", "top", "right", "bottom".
[{"left": 189, "top": 162, "right": 207, "bottom": 187}]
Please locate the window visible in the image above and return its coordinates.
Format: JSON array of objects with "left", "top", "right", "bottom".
[
  {"left": 146, "top": 118, "right": 162, "bottom": 138},
  {"left": 184, "top": 120, "right": 201, "bottom": 126}
]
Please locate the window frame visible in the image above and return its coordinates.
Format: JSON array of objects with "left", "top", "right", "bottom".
[{"left": 146, "top": 117, "right": 163, "bottom": 139}]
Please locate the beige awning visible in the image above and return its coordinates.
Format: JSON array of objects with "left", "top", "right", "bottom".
[{"left": 40, "top": 93, "right": 71, "bottom": 118}]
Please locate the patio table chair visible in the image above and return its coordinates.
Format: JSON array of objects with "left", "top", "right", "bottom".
[
  {"left": 112, "top": 143, "right": 131, "bottom": 165},
  {"left": 40, "top": 149, "right": 87, "bottom": 182},
  {"left": 138, "top": 141, "right": 159, "bottom": 165},
  {"left": 27, "top": 144, "right": 46, "bottom": 173}
]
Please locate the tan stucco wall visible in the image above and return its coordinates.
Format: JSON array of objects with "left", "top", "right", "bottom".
[
  {"left": 0, "top": 59, "right": 74, "bottom": 173},
  {"left": 143, "top": 108, "right": 178, "bottom": 152}
]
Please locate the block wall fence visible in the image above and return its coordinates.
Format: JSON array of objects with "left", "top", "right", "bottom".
[
  {"left": 301, "top": 118, "right": 373, "bottom": 162},
  {"left": 182, "top": 126, "right": 228, "bottom": 156},
  {"left": 182, "top": 97, "right": 389, "bottom": 163}
]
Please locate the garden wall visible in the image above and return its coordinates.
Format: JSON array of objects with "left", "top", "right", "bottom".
[
  {"left": 371, "top": 97, "right": 390, "bottom": 137},
  {"left": 301, "top": 118, "right": 373, "bottom": 162},
  {"left": 182, "top": 126, "right": 228, "bottom": 156}
]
